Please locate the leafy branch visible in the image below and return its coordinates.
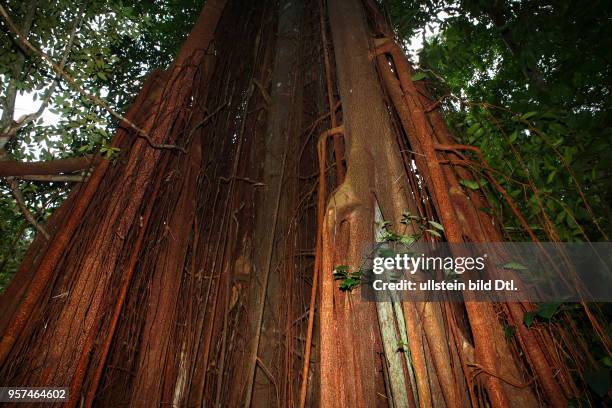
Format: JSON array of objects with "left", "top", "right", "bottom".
[
  {"left": 332, "top": 265, "right": 362, "bottom": 292},
  {"left": 0, "top": 4, "right": 186, "bottom": 153},
  {"left": 0, "top": 2, "right": 85, "bottom": 149},
  {"left": 333, "top": 212, "right": 445, "bottom": 292}
]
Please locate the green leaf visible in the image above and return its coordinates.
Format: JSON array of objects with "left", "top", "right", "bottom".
[
  {"left": 500, "top": 261, "right": 528, "bottom": 270},
  {"left": 411, "top": 72, "right": 427, "bottom": 81},
  {"left": 334, "top": 265, "right": 349, "bottom": 273},
  {"left": 536, "top": 302, "right": 561, "bottom": 320},
  {"left": 467, "top": 123, "right": 481, "bottom": 136},
  {"left": 384, "top": 232, "right": 402, "bottom": 242},
  {"left": 523, "top": 311, "right": 536, "bottom": 327},
  {"left": 333, "top": 265, "right": 349, "bottom": 280},
  {"left": 338, "top": 272, "right": 361, "bottom": 291},
  {"left": 401, "top": 211, "right": 420, "bottom": 224},
  {"left": 503, "top": 325, "right": 516, "bottom": 341},
  {"left": 425, "top": 229, "right": 442, "bottom": 238},
  {"left": 399, "top": 235, "right": 416, "bottom": 246},
  {"left": 520, "top": 111, "right": 538, "bottom": 120},
  {"left": 341, "top": 277, "right": 356, "bottom": 287},
  {"left": 428, "top": 220, "right": 444, "bottom": 231},
  {"left": 379, "top": 220, "right": 391, "bottom": 229},
  {"left": 508, "top": 131, "right": 519, "bottom": 143},
  {"left": 459, "top": 179, "right": 480, "bottom": 190}
]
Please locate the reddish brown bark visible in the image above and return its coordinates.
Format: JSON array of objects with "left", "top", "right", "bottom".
[
  {"left": 0, "top": 0, "right": 227, "bottom": 402},
  {"left": 0, "top": 0, "right": 593, "bottom": 407},
  {"left": 367, "top": 6, "right": 571, "bottom": 406},
  {"left": 0, "top": 156, "right": 98, "bottom": 177},
  {"left": 320, "top": 0, "right": 423, "bottom": 406}
]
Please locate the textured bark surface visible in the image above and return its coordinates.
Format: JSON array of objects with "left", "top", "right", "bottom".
[
  {"left": 0, "top": 0, "right": 594, "bottom": 406},
  {"left": 320, "top": 0, "right": 421, "bottom": 406},
  {"left": 0, "top": 156, "right": 98, "bottom": 177},
  {"left": 244, "top": 2, "right": 304, "bottom": 406}
]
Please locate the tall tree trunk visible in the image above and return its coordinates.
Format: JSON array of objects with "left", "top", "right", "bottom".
[
  {"left": 0, "top": 0, "right": 590, "bottom": 406},
  {"left": 244, "top": 0, "right": 304, "bottom": 406}
]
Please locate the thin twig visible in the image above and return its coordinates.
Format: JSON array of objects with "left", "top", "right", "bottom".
[
  {"left": 256, "top": 357, "right": 281, "bottom": 408},
  {"left": 424, "top": 93, "right": 450, "bottom": 112},
  {"left": 184, "top": 102, "right": 228, "bottom": 145},
  {"left": 468, "top": 363, "right": 534, "bottom": 389},
  {"left": 5, "top": 177, "right": 50, "bottom": 239},
  {"left": 219, "top": 176, "right": 265, "bottom": 186},
  {"left": 252, "top": 79, "right": 271, "bottom": 105}
]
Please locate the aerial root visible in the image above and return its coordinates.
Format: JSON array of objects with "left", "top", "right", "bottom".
[
  {"left": 298, "top": 123, "right": 345, "bottom": 408},
  {"left": 468, "top": 363, "right": 534, "bottom": 389}
]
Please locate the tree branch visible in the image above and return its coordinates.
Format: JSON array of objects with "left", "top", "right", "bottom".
[
  {"left": 0, "top": 155, "right": 98, "bottom": 176},
  {"left": 0, "top": 0, "right": 39, "bottom": 142},
  {"left": 17, "top": 174, "right": 87, "bottom": 182},
  {"left": 5, "top": 177, "right": 50, "bottom": 240},
  {"left": 0, "top": 4, "right": 186, "bottom": 153},
  {"left": 6, "top": 2, "right": 86, "bottom": 139}
]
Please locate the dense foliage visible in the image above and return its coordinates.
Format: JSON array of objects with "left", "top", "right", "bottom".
[
  {"left": 381, "top": 0, "right": 612, "bottom": 401},
  {"left": 383, "top": 0, "right": 611, "bottom": 243},
  {"left": 0, "top": 0, "right": 200, "bottom": 290}
]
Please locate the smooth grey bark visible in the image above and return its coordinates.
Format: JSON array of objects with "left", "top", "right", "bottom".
[{"left": 243, "top": 0, "right": 304, "bottom": 406}]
